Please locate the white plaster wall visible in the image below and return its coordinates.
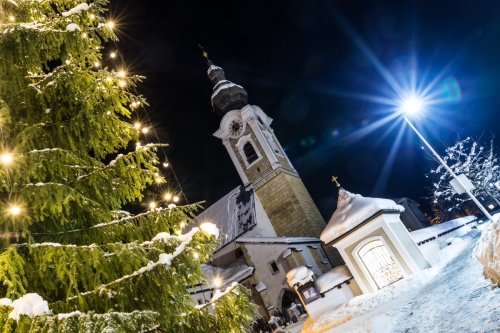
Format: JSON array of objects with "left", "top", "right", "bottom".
[
  {"left": 243, "top": 242, "right": 291, "bottom": 310},
  {"left": 292, "top": 244, "right": 327, "bottom": 277}
]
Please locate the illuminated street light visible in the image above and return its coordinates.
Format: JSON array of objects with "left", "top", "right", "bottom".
[{"left": 401, "top": 95, "right": 493, "bottom": 221}]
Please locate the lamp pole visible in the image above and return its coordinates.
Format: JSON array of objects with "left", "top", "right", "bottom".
[{"left": 404, "top": 116, "right": 493, "bottom": 221}]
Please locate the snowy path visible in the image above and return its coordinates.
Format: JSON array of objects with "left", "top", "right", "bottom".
[{"left": 304, "top": 232, "right": 500, "bottom": 333}]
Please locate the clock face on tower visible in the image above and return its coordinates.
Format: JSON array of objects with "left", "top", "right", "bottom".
[{"left": 229, "top": 119, "right": 243, "bottom": 137}]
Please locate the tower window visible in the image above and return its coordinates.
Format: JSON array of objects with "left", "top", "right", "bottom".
[
  {"left": 268, "top": 260, "right": 279, "bottom": 274},
  {"left": 244, "top": 142, "right": 258, "bottom": 164}
]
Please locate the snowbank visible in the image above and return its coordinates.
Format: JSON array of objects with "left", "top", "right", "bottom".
[
  {"left": 411, "top": 215, "right": 477, "bottom": 244},
  {"left": 303, "top": 232, "right": 476, "bottom": 332},
  {"left": 317, "top": 265, "right": 352, "bottom": 293},
  {"left": 474, "top": 214, "right": 500, "bottom": 284}
]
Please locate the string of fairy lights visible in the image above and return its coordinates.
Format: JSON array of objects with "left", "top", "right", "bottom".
[
  {"left": 101, "top": 20, "right": 190, "bottom": 211},
  {"left": 1, "top": 11, "right": 188, "bottom": 218}
]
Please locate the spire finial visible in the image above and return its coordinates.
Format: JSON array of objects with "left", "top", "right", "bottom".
[
  {"left": 198, "top": 44, "right": 212, "bottom": 66},
  {"left": 332, "top": 176, "right": 341, "bottom": 188}
]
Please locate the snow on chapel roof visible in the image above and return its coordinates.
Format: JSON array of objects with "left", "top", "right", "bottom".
[{"left": 320, "top": 189, "right": 404, "bottom": 245}]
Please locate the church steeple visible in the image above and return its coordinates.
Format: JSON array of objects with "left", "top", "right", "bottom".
[
  {"left": 203, "top": 52, "right": 327, "bottom": 239},
  {"left": 201, "top": 48, "right": 248, "bottom": 117}
]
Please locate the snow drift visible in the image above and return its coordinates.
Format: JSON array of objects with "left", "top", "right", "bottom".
[{"left": 473, "top": 214, "right": 500, "bottom": 285}]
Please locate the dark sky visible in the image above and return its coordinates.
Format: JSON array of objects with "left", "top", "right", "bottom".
[{"left": 109, "top": 0, "right": 500, "bottom": 220}]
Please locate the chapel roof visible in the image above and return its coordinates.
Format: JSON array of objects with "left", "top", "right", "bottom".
[{"left": 320, "top": 188, "right": 404, "bottom": 245}]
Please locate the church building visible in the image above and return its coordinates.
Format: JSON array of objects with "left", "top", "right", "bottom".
[{"left": 190, "top": 55, "right": 343, "bottom": 319}]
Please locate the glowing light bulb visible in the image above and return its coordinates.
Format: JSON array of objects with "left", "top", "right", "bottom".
[
  {"left": 117, "top": 70, "right": 125, "bottom": 77},
  {"left": 193, "top": 252, "right": 199, "bottom": 259},
  {"left": 82, "top": 32, "right": 87, "bottom": 38},
  {"left": 180, "top": 222, "right": 186, "bottom": 228},
  {"left": 106, "top": 21, "right": 114, "bottom": 29},
  {"left": 94, "top": 61, "right": 100, "bottom": 68},
  {"left": 136, "top": 142, "right": 141, "bottom": 148},
  {"left": 155, "top": 177, "right": 163, "bottom": 183},
  {"left": 118, "top": 80, "right": 126, "bottom": 87},
  {"left": 131, "top": 102, "right": 137, "bottom": 107},
  {"left": 173, "top": 196, "right": 179, "bottom": 203},
  {"left": 90, "top": 14, "right": 95, "bottom": 19},
  {"left": 163, "top": 162, "right": 169, "bottom": 167},
  {"left": 401, "top": 96, "right": 423, "bottom": 115},
  {"left": 1, "top": 153, "right": 13, "bottom": 164},
  {"left": 213, "top": 277, "right": 222, "bottom": 288},
  {"left": 110, "top": 52, "right": 116, "bottom": 59},
  {"left": 149, "top": 201, "right": 157, "bottom": 209},
  {"left": 9, "top": 15, "right": 15, "bottom": 22},
  {"left": 136, "top": 101, "right": 141, "bottom": 105},
  {"left": 141, "top": 127, "right": 149, "bottom": 134},
  {"left": 134, "top": 122, "right": 141, "bottom": 129},
  {"left": 164, "top": 193, "right": 172, "bottom": 201},
  {"left": 9, "top": 205, "right": 20, "bottom": 216}
]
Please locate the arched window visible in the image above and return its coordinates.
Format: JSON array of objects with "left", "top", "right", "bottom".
[{"left": 244, "top": 142, "right": 258, "bottom": 164}]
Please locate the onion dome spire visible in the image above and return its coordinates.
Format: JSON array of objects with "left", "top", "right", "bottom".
[{"left": 199, "top": 46, "right": 248, "bottom": 117}]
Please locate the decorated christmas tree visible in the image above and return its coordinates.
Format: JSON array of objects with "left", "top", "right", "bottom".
[{"left": 0, "top": 0, "right": 254, "bottom": 331}]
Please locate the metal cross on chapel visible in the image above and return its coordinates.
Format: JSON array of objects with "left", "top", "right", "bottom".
[{"left": 331, "top": 176, "right": 341, "bottom": 188}]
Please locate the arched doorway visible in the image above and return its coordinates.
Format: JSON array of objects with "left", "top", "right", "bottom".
[
  {"left": 355, "top": 238, "right": 404, "bottom": 289},
  {"left": 280, "top": 290, "right": 304, "bottom": 323}
]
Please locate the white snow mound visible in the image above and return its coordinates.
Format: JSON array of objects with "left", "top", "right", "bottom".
[
  {"left": 317, "top": 265, "right": 353, "bottom": 293},
  {"left": 8, "top": 293, "right": 50, "bottom": 320},
  {"left": 286, "top": 266, "right": 314, "bottom": 287},
  {"left": 474, "top": 214, "right": 500, "bottom": 284}
]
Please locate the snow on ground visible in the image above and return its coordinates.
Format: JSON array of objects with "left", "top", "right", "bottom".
[{"left": 302, "top": 225, "right": 500, "bottom": 333}]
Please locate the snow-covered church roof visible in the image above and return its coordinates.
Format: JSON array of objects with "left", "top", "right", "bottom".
[
  {"left": 195, "top": 186, "right": 257, "bottom": 251},
  {"left": 201, "top": 257, "right": 254, "bottom": 289},
  {"left": 320, "top": 189, "right": 404, "bottom": 245}
]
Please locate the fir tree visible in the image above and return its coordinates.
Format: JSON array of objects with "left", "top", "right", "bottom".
[{"left": 0, "top": 0, "right": 254, "bottom": 331}]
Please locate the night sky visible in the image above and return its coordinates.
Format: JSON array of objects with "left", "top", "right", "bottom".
[{"left": 110, "top": 0, "right": 500, "bottom": 219}]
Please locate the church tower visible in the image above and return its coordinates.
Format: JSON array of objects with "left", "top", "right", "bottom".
[{"left": 205, "top": 57, "right": 326, "bottom": 238}]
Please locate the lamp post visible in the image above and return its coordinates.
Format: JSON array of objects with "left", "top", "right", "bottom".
[{"left": 401, "top": 96, "right": 493, "bottom": 221}]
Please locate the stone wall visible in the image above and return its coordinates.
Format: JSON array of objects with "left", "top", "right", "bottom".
[{"left": 254, "top": 168, "right": 326, "bottom": 238}]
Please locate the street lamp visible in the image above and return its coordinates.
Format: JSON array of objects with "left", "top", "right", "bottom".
[{"left": 401, "top": 96, "right": 493, "bottom": 221}]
